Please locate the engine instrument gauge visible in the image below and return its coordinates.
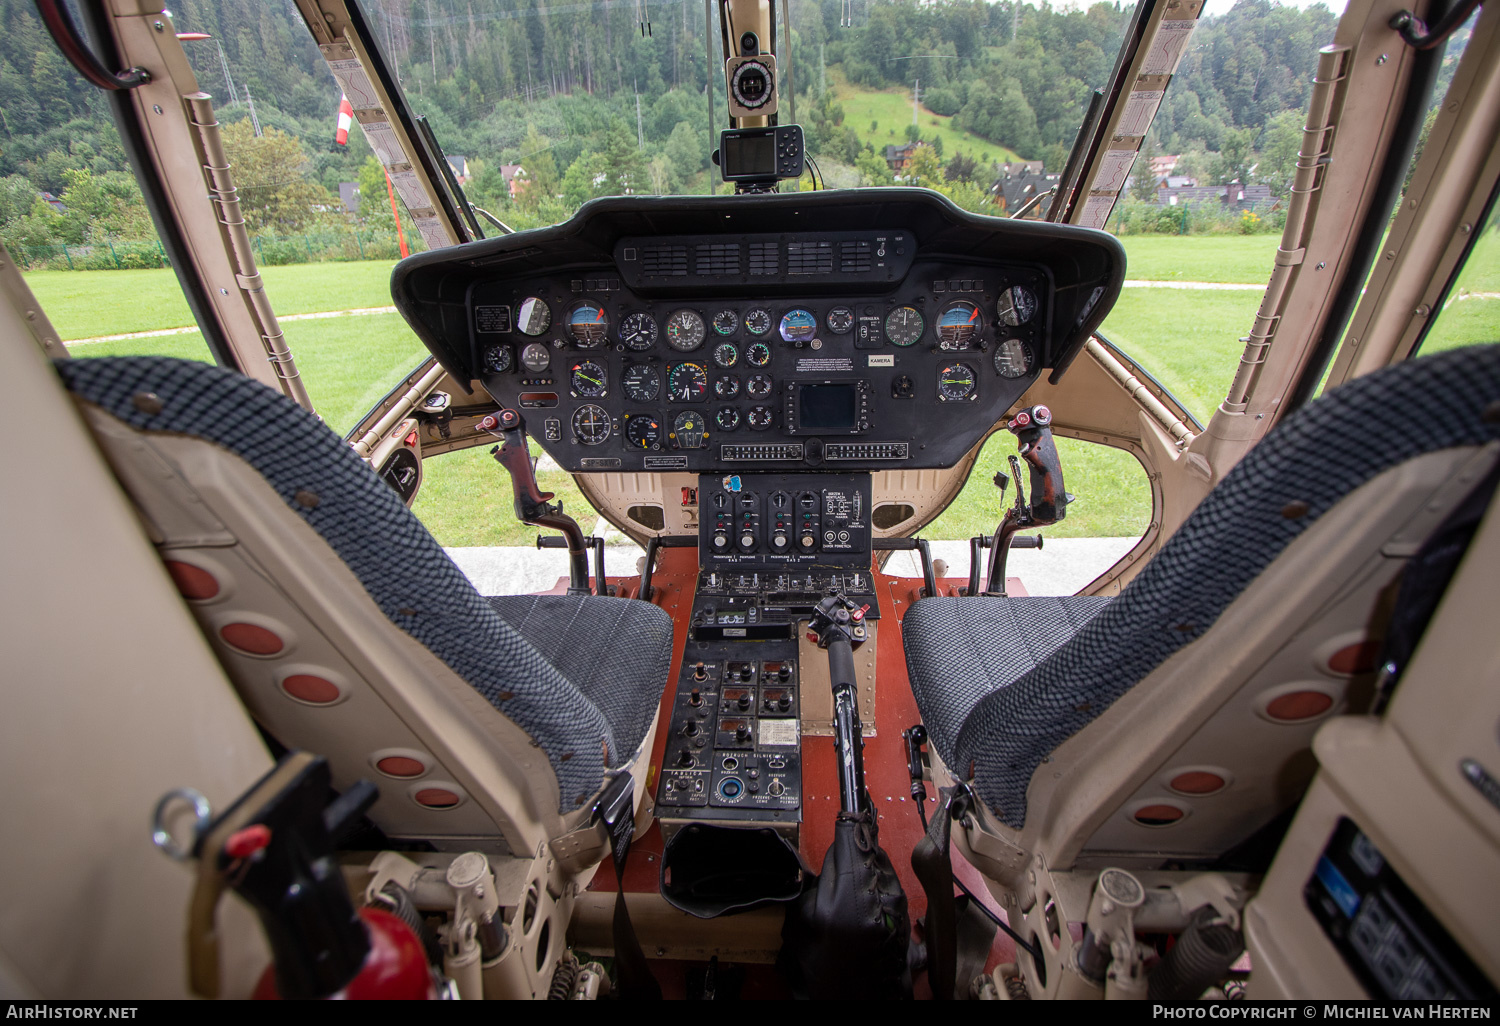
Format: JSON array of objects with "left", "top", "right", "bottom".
[
  {"left": 937, "top": 363, "right": 977, "bottom": 402},
  {"left": 516, "top": 297, "right": 551, "bottom": 336},
  {"left": 716, "top": 407, "right": 741, "bottom": 430},
  {"left": 483, "top": 344, "right": 513, "bottom": 373},
  {"left": 885, "top": 306, "right": 924, "bottom": 346},
  {"left": 569, "top": 360, "right": 606, "bottom": 397},
  {"left": 936, "top": 301, "right": 981, "bottom": 350},
  {"left": 779, "top": 308, "right": 818, "bottom": 342},
  {"left": 744, "top": 308, "right": 772, "bottom": 336},
  {"left": 624, "top": 415, "right": 661, "bottom": 449},
  {"left": 565, "top": 302, "right": 608, "bottom": 347},
  {"left": 997, "top": 285, "right": 1038, "bottom": 327},
  {"left": 747, "top": 406, "right": 774, "bottom": 430},
  {"left": 665, "top": 309, "right": 706, "bottom": 351},
  {"left": 746, "top": 342, "right": 772, "bottom": 367},
  {"left": 619, "top": 312, "right": 658, "bottom": 350},
  {"left": 715, "top": 375, "right": 741, "bottom": 399},
  {"left": 667, "top": 362, "right": 709, "bottom": 402},
  {"left": 712, "top": 309, "right": 738, "bottom": 335},
  {"left": 571, "top": 404, "right": 611, "bottom": 444},
  {"left": 746, "top": 374, "right": 773, "bottom": 399},
  {"left": 671, "top": 411, "right": 708, "bottom": 449},
  {"left": 993, "top": 339, "right": 1034, "bottom": 379},
  {"left": 713, "top": 343, "right": 739, "bottom": 369},
  {"left": 826, "top": 306, "right": 855, "bottom": 334}
]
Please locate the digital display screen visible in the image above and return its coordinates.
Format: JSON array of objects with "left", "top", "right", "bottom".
[
  {"left": 722, "top": 133, "right": 776, "bottom": 178},
  {"left": 799, "top": 384, "right": 857, "bottom": 431}
]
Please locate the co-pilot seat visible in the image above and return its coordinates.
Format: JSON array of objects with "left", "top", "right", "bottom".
[
  {"left": 57, "top": 355, "right": 674, "bottom": 862},
  {"left": 902, "top": 345, "right": 1500, "bottom": 850}
]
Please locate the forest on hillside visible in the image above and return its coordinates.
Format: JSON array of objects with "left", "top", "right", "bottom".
[{"left": 0, "top": 0, "right": 1454, "bottom": 264}]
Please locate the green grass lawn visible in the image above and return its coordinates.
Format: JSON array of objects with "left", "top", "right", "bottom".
[
  {"left": 26, "top": 260, "right": 401, "bottom": 340},
  {"left": 834, "top": 81, "right": 1021, "bottom": 165},
  {"left": 1118, "top": 235, "right": 1279, "bottom": 285}
]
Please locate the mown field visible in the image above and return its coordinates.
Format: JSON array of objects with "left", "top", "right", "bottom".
[
  {"left": 45, "top": 231, "right": 1497, "bottom": 546},
  {"left": 832, "top": 78, "right": 1021, "bottom": 166}
]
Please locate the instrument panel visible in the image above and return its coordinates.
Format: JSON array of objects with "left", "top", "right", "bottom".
[
  {"left": 393, "top": 191, "right": 1124, "bottom": 474},
  {"left": 467, "top": 262, "right": 1050, "bottom": 473}
]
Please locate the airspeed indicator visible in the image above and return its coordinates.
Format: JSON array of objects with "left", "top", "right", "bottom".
[{"left": 884, "top": 306, "right": 924, "bottom": 346}]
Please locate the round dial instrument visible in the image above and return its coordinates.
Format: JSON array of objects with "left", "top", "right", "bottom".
[
  {"left": 779, "top": 308, "right": 817, "bottom": 342},
  {"left": 516, "top": 297, "right": 551, "bottom": 336},
  {"left": 619, "top": 312, "right": 658, "bottom": 351},
  {"left": 997, "top": 285, "right": 1038, "bottom": 327},
  {"left": 713, "top": 343, "right": 739, "bottom": 369},
  {"left": 621, "top": 363, "right": 660, "bottom": 401},
  {"left": 571, "top": 404, "right": 611, "bottom": 444},
  {"left": 993, "top": 338, "right": 1034, "bottom": 379},
  {"left": 665, "top": 309, "right": 706, "bottom": 351},
  {"left": 746, "top": 342, "right": 772, "bottom": 367},
  {"left": 521, "top": 342, "right": 551, "bottom": 373},
  {"left": 712, "top": 309, "right": 738, "bottom": 336},
  {"left": 826, "top": 306, "right": 855, "bottom": 334},
  {"left": 483, "top": 344, "right": 512, "bottom": 373},
  {"left": 885, "top": 306, "right": 924, "bottom": 346},
  {"left": 565, "top": 301, "right": 609, "bottom": 347},
  {"left": 624, "top": 415, "right": 661, "bottom": 449},
  {"left": 747, "top": 406, "right": 774, "bottom": 430},
  {"left": 667, "top": 362, "right": 709, "bottom": 402},
  {"left": 746, "top": 373, "right": 773, "bottom": 399},
  {"left": 714, "top": 375, "right": 741, "bottom": 399},
  {"left": 671, "top": 411, "right": 709, "bottom": 449},
  {"left": 744, "top": 308, "right": 772, "bottom": 336},
  {"left": 716, "top": 407, "right": 741, "bottom": 430},
  {"left": 937, "top": 301, "right": 981, "bottom": 350},
  {"left": 569, "top": 360, "right": 607, "bottom": 397},
  {"left": 938, "top": 363, "right": 977, "bottom": 401}
]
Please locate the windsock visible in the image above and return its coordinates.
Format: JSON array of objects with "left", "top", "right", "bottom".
[{"left": 335, "top": 93, "right": 353, "bottom": 146}]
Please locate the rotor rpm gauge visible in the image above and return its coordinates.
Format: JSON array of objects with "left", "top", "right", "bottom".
[
  {"left": 996, "top": 285, "right": 1038, "bottom": 327},
  {"left": 622, "top": 363, "right": 660, "bottom": 402},
  {"left": 666, "top": 362, "right": 709, "bottom": 402},
  {"left": 826, "top": 306, "right": 855, "bottom": 334},
  {"left": 624, "top": 415, "right": 661, "bottom": 449},
  {"left": 884, "top": 306, "right": 924, "bottom": 347},
  {"left": 713, "top": 343, "right": 739, "bottom": 369},
  {"left": 571, "top": 404, "right": 612, "bottom": 444},
  {"left": 619, "top": 312, "right": 658, "bottom": 351},
  {"left": 993, "top": 338, "right": 1034, "bottom": 379},
  {"left": 665, "top": 309, "right": 706, "bottom": 351},
  {"left": 937, "top": 363, "right": 977, "bottom": 402},
  {"left": 483, "top": 344, "right": 513, "bottom": 373},
  {"left": 565, "top": 301, "right": 609, "bottom": 347},
  {"left": 712, "top": 309, "right": 739, "bottom": 336},
  {"left": 744, "top": 308, "right": 772, "bottom": 336},
  {"left": 671, "top": 411, "right": 709, "bottom": 449},
  {"left": 516, "top": 297, "right": 551, "bottom": 336},
  {"left": 569, "top": 360, "right": 607, "bottom": 397},
  {"left": 779, "top": 308, "right": 818, "bottom": 342},
  {"left": 936, "top": 301, "right": 981, "bottom": 350}
]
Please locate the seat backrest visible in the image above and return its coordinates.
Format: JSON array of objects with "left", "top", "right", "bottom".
[
  {"left": 57, "top": 356, "right": 626, "bottom": 853},
  {"left": 956, "top": 344, "right": 1500, "bottom": 840}
]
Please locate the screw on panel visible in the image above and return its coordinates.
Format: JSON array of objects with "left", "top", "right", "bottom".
[
  {"left": 153, "top": 20, "right": 164, "bottom": 31},
  {"left": 1376, "top": 53, "right": 1389, "bottom": 65}
]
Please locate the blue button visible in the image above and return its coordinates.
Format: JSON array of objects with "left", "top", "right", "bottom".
[{"left": 720, "top": 778, "right": 743, "bottom": 798}]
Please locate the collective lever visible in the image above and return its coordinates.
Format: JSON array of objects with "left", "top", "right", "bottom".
[{"left": 482, "top": 408, "right": 592, "bottom": 595}]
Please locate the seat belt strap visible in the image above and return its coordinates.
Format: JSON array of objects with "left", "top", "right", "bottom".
[
  {"left": 911, "top": 785, "right": 966, "bottom": 1000},
  {"left": 596, "top": 774, "right": 661, "bottom": 1000}
]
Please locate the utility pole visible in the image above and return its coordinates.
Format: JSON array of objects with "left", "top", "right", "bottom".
[
  {"left": 245, "top": 85, "right": 263, "bottom": 137},
  {"left": 1013, "top": 1, "right": 1020, "bottom": 41},
  {"left": 635, "top": 81, "right": 644, "bottom": 150},
  {"left": 216, "top": 40, "right": 236, "bottom": 106},
  {"left": 913, "top": 79, "right": 920, "bottom": 130}
]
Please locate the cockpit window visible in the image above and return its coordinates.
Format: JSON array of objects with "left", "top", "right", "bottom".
[{"left": 1412, "top": 190, "right": 1500, "bottom": 359}]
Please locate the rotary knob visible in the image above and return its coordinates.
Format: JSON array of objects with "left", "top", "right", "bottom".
[
  {"left": 771, "top": 532, "right": 788, "bottom": 551},
  {"left": 740, "top": 532, "right": 755, "bottom": 549},
  {"left": 777, "top": 696, "right": 792, "bottom": 712},
  {"left": 683, "top": 720, "right": 700, "bottom": 737},
  {"left": 735, "top": 724, "right": 751, "bottom": 741},
  {"left": 737, "top": 693, "right": 752, "bottom": 711},
  {"left": 778, "top": 666, "right": 791, "bottom": 681},
  {"left": 713, "top": 532, "right": 728, "bottom": 548},
  {"left": 800, "top": 534, "right": 816, "bottom": 549},
  {"left": 676, "top": 750, "right": 694, "bottom": 767}
]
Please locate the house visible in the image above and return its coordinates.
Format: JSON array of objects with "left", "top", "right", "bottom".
[
  {"left": 1156, "top": 181, "right": 1274, "bottom": 211},
  {"left": 39, "top": 191, "right": 65, "bottom": 214},
  {"left": 338, "top": 182, "right": 360, "bottom": 214},
  {"left": 990, "top": 162, "right": 1058, "bottom": 218},
  {"left": 500, "top": 164, "right": 527, "bottom": 200},
  {"left": 997, "top": 160, "right": 1044, "bottom": 178},
  {"left": 882, "top": 143, "right": 922, "bottom": 172},
  {"left": 444, "top": 154, "right": 470, "bottom": 184},
  {"left": 1148, "top": 153, "right": 1180, "bottom": 178}
]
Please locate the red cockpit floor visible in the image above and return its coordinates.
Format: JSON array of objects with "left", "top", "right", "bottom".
[{"left": 578, "top": 546, "right": 1024, "bottom": 994}]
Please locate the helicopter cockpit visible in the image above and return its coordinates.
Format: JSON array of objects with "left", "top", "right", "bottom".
[{"left": 3, "top": 0, "right": 1498, "bottom": 1004}]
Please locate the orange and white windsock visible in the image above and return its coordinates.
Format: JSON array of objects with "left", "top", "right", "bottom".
[{"left": 335, "top": 93, "right": 353, "bottom": 146}]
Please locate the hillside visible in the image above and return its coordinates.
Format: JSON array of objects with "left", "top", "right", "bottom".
[{"left": 831, "top": 76, "right": 1021, "bottom": 166}]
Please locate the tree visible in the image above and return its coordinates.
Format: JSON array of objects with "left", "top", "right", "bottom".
[
  {"left": 1211, "top": 126, "right": 1256, "bottom": 185},
  {"left": 221, "top": 121, "right": 331, "bottom": 233},
  {"left": 903, "top": 123, "right": 921, "bottom": 144},
  {"left": 855, "top": 146, "right": 892, "bottom": 187},
  {"left": 662, "top": 120, "right": 704, "bottom": 192},
  {"left": 515, "top": 126, "right": 559, "bottom": 211},
  {"left": 1130, "top": 138, "right": 1159, "bottom": 203},
  {"left": 945, "top": 152, "right": 977, "bottom": 184},
  {"left": 1257, "top": 110, "right": 1302, "bottom": 198},
  {"left": 904, "top": 145, "right": 943, "bottom": 189}
]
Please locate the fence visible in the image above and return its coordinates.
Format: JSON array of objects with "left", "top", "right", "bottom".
[{"left": 14, "top": 230, "right": 417, "bottom": 271}]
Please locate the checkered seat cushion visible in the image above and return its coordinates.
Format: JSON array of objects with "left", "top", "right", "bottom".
[
  {"left": 57, "top": 356, "right": 674, "bottom": 813},
  {"left": 903, "top": 344, "right": 1500, "bottom": 828}
]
